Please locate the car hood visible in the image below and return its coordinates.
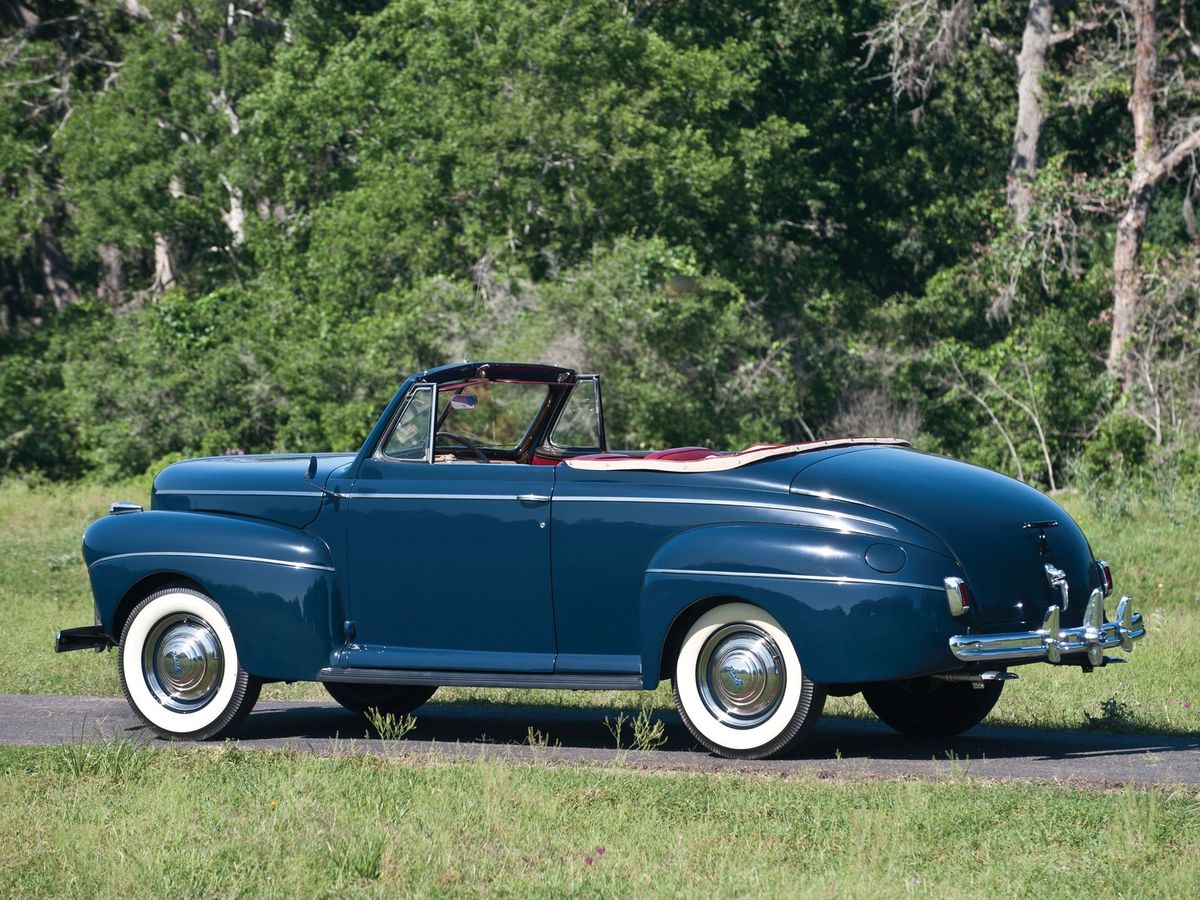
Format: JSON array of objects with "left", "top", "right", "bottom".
[
  {"left": 152, "top": 453, "right": 355, "bottom": 528},
  {"left": 790, "top": 446, "right": 1098, "bottom": 629}
]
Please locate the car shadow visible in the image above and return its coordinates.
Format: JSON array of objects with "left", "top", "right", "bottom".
[{"left": 226, "top": 699, "right": 1200, "bottom": 763}]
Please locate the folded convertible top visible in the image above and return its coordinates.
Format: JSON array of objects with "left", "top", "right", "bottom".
[{"left": 563, "top": 437, "right": 910, "bottom": 473}]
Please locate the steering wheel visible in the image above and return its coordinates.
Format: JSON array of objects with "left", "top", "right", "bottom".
[{"left": 435, "top": 431, "right": 490, "bottom": 463}]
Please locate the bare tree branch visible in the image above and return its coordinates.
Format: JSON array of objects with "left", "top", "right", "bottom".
[
  {"left": 947, "top": 355, "right": 1026, "bottom": 482},
  {"left": 1155, "top": 125, "right": 1200, "bottom": 181},
  {"left": 1048, "top": 17, "right": 1106, "bottom": 46},
  {"left": 981, "top": 367, "right": 1056, "bottom": 490},
  {"left": 862, "top": 0, "right": 977, "bottom": 104}
]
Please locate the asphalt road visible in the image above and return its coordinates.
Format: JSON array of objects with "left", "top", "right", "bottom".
[{"left": 2, "top": 693, "right": 1198, "bottom": 786}]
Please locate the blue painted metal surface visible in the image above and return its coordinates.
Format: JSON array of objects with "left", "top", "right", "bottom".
[
  {"left": 83, "top": 510, "right": 339, "bottom": 680},
  {"left": 153, "top": 452, "right": 354, "bottom": 527},
  {"left": 71, "top": 362, "right": 1103, "bottom": 690},
  {"left": 341, "top": 458, "right": 557, "bottom": 672},
  {"left": 791, "top": 447, "right": 1100, "bottom": 629}
]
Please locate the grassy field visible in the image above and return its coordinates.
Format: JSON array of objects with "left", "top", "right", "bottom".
[
  {"left": 1, "top": 742, "right": 1197, "bottom": 897},
  {"left": 2, "top": 477, "right": 1197, "bottom": 734}
]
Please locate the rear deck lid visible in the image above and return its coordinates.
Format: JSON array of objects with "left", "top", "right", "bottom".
[{"left": 792, "top": 447, "right": 1097, "bottom": 628}]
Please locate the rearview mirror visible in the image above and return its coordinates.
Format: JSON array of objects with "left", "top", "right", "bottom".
[{"left": 449, "top": 395, "right": 478, "bottom": 410}]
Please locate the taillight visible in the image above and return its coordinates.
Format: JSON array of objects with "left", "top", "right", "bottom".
[
  {"left": 944, "top": 577, "right": 970, "bottom": 617},
  {"left": 1096, "top": 560, "right": 1113, "bottom": 597}
]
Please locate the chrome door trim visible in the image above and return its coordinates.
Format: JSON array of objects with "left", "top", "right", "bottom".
[
  {"left": 346, "top": 493, "right": 524, "bottom": 501},
  {"left": 155, "top": 490, "right": 321, "bottom": 497}
]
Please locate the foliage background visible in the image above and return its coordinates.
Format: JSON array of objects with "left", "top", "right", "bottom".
[{"left": 2, "top": 0, "right": 1198, "bottom": 485}]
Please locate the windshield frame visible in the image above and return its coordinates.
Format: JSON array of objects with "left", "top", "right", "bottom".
[
  {"left": 365, "top": 362, "right": 606, "bottom": 466},
  {"left": 431, "top": 379, "right": 555, "bottom": 456}
]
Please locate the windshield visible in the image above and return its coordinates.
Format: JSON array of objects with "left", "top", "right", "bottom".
[{"left": 434, "top": 380, "right": 549, "bottom": 451}]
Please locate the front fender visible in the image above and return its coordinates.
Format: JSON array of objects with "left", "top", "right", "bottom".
[
  {"left": 84, "top": 510, "right": 341, "bottom": 681},
  {"left": 639, "top": 523, "right": 964, "bottom": 686}
]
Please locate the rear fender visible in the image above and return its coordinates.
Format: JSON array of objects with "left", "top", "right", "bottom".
[
  {"left": 639, "top": 523, "right": 963, "bottom": 687},
  {"left": 84, "top": 510, "right": 341, "bottom": 681}
]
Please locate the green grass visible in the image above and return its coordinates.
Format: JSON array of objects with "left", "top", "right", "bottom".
[
  {"left": 0, "top": 742, "right": 1197, "bottom": 897},
  {"left": 1, "top": 479, "right": 1198, "bottom": 735}
]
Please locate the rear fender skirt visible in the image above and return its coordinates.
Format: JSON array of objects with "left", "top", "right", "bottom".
[
  {"left": 638, "top": 523, "right": 961, "bottom": 687},
  {"left": 84, "top": 510, "right": 340, "bottom": 681}
]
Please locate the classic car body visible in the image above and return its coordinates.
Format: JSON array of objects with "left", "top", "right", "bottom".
[{"left": 57, "top": 362, "right": 1146, "bottom": 758}]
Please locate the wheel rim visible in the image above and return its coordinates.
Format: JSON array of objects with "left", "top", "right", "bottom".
[
  {"left": 142, "top": 614, "right": 224, "bottom": 712},
  {"left": 696, "top": 623, "right": 786, "bottom": 728}
]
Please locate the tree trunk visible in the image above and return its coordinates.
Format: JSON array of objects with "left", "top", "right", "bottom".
[
  {"left": 37, "top": 223, "right": 78, "bottom": 311},
  {"left": 153, "top": 233, "right": 177, "bottom": 294},
  {"left": 220, "top": 175, "right": 245, "bottom": 246},
  {"left": 1007, "top": 0, "right": 1056, "bottom": 224},
  {"left": 97, "top": 244, "right": 127, "bottom": 302},
  {"left": 1107, "top": 0, "right": 1159, "bottom": 384},
  {"left": 1110, "top": 179, "right": 1155, "bottom": 386}
]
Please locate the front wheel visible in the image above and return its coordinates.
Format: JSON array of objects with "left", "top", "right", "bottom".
[
  {"left": 862, "top": 678, "right": 1003, "bottom": 736},
  {"left": 672, "top": 602, "right": 825, "bottom": 759},
  {"left": 118, "top": 586, "right": 260, "bottom": 740}
]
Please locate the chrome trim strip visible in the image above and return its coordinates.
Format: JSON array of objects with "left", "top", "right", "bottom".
[
  {"left": 155, "top": 490, "right": 320, "bottom": 497},
  {"left": 346, "top": 493, "right": 524, "bottom": 501},
  {"left": 318, "top": 667, "right": 644, "bottom": 691},
  {"left": 788, "top": 486, "right": 881, "bottom": 510},
  {"left": 89, "top": 551, "right": 335, "bottom": 573},
  {"left": 554, "top": 495, "right": 896, "bottom": 531},
  {"left": 645, "top": 568, "right": 944, "bottom": 592}
]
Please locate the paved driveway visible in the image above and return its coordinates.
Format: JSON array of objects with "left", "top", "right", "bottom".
[{"left": 3, "top": 694, "right": 1198, "bottom": 785}]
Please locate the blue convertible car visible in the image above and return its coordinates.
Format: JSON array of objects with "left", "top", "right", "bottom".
[{"left": 57, "top": 362, "right": 1145, "bottom": 758}]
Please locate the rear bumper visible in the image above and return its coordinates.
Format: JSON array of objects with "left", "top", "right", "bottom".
[
  {"left": 949, "top": 591, "right": 1145, "bottom": 666},
  {"left": 54, "top": 625, "right": 115, "bottom": 653}
]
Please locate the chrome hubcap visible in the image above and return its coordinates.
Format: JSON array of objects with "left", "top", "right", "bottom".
[
  {"left": 696, "top": 623, "right": 786, "bottom": 728},
  {"left": 143, "top": 614, "right": 223, "bottom": 711}
]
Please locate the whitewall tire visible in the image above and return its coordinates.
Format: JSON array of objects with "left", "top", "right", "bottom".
[
  {"left": 672, "top": 602, "right": 825, "bottom": 759},
  {"left": 118, "top": 586, "right": 260, "bottom": 740}
]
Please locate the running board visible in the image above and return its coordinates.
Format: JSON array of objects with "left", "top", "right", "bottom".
[{"left": 317, "top": 667, "right": 644, "bottom": 691}]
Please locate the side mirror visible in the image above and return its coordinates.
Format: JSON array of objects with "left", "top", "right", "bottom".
[{"left": 306, "top": 455, "right": 319, "bottom": 481}]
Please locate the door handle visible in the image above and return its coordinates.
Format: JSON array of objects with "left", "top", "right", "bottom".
[{"left": 517, "top": 494, "right": 551, "bottom": 503}]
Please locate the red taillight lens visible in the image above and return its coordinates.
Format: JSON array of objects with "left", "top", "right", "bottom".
[{"left": 1096, "top": 560, "right": 1113, "bottom": 596}]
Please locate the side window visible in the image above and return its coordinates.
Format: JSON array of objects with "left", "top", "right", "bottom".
[
  {"left": 549, "top": 377, "right": 603, "bottom": 451},
  {"left": 383, "top": 385, "right": 434, "bottom": 460}
]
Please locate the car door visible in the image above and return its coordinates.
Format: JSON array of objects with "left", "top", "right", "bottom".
[{"left": 342, "top": 384, "right": 558, "bottom": 673}]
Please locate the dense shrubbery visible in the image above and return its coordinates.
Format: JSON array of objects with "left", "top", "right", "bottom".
[{"left": 2, "top": 0, "right": 1198, "bottom": 485}]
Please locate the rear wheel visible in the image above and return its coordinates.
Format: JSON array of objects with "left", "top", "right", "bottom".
[
  {"left": 672, "top": 602, "right": 825, "bottom": 759},
  {"left": 862, "top": 678, "right": 1003, "bottom": 736},
  {"left": 323, "top": 683, "right": 436, "bottom": 717},
  {"left": 118, "top": 586, "right": 260, "bottom": 741}
]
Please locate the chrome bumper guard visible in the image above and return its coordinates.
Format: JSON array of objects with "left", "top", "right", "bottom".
[{"left": 949, "top": 590, "right": 1145, "bottom": 666}]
